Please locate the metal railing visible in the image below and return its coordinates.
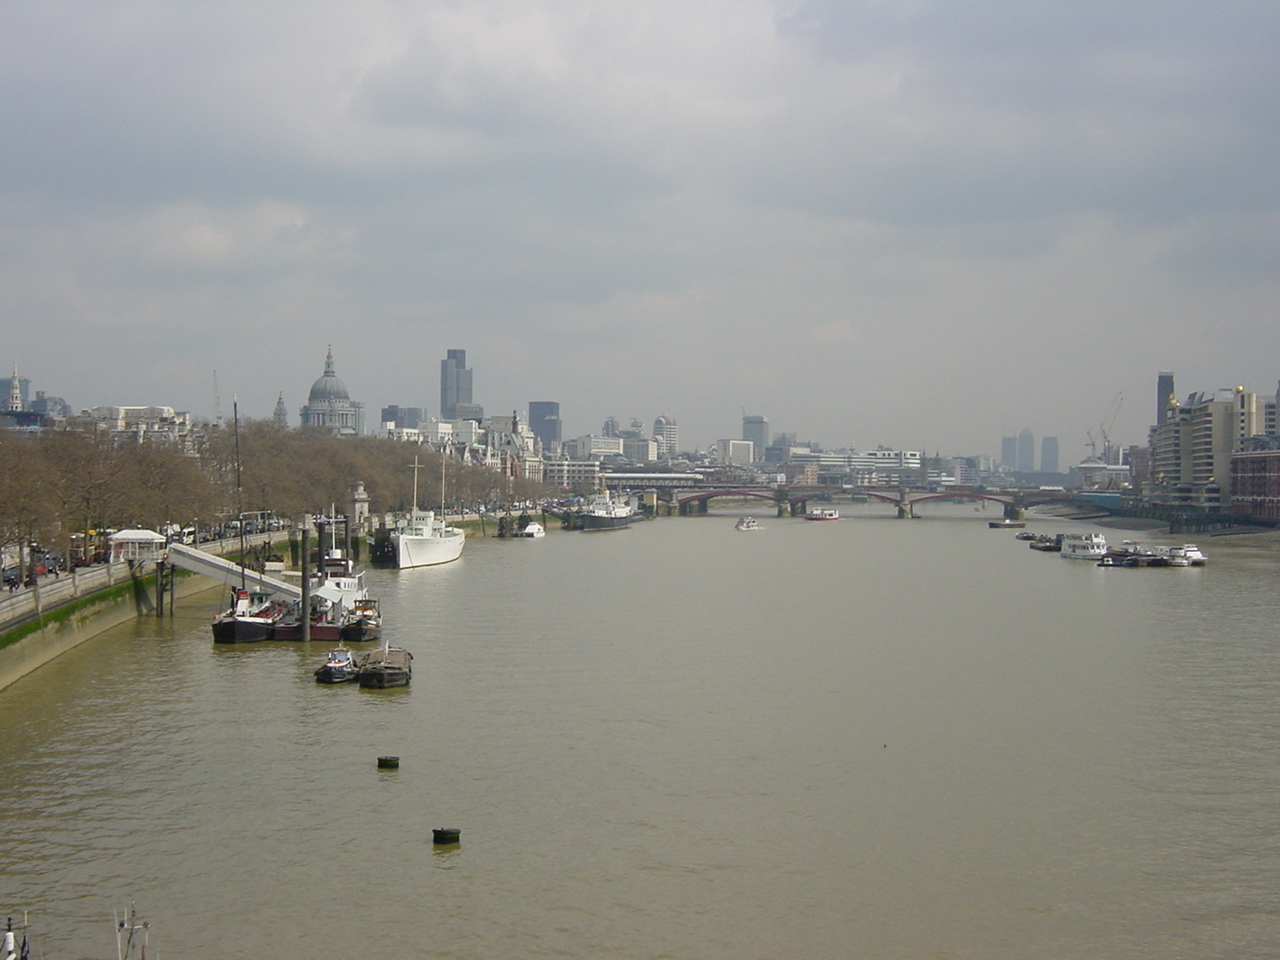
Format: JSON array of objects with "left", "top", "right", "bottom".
[{"left": 0, "top": 532, "right": 283, "bottom": 635}]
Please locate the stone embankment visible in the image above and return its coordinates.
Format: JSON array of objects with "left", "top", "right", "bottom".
[{"left": 0, "top": 532, "right": 284, "bottom": 692}]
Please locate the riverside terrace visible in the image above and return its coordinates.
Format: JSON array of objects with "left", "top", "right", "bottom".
[{"left": 601, "top": 475, "right": 1119, "bottom": 520}]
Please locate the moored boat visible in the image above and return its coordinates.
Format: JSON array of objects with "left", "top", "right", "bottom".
[
  {"left": 314, "top": 646, "right": 361, "bottom": 683},
  {"left": 988, "top": 518, "right": 1025, "bottom": 529},
  {"left": 357, "top": 643, "right": 413, "bottom": 688},
  {"left": 510, "top": 520, "right": 546, "bottom": 538},
  {"left": 580, "top": 489, "right": 639, "bottom": 531},
  {"left": 340, "top": 597, "right": 382, "bottom": 643},
  {"left": 212, "top": 589, "right": 289, "bottom": 643},
  {"left": 1060, "top": 532, "right": 1107, "bottom": 560},
  {"left": 391, "top": 457, "right": 466, "bottom": 567}
]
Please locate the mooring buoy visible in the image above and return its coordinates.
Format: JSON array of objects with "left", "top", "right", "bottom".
[
  {"left": 377, "top": 755, "right": 400, "bottom": 769},
  {"left": 432, "top": 828, "right": 461, "bottom": 844}
]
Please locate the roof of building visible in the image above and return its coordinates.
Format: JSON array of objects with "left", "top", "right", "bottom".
[{"left": 309, "top": 347, "right": 349, "bottom": 401}]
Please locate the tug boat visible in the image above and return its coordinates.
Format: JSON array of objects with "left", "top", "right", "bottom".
[{"left": 314, "top": 646, "right": 361, "bottom": 683}]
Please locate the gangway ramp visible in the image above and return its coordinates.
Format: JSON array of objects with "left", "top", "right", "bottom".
[{"left": 166, "top": 542, "right": 302, "bottom": 600}]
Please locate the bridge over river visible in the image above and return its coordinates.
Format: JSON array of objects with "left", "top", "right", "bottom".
[{"left": 603, "top": 476, "right": 1109, "bottom": 519}]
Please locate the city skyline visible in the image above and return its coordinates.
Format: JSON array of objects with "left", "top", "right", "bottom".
[{"left": 2, "top": 4, "right": 1277, "bottom": 454}]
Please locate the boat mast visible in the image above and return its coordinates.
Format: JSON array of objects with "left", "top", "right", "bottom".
[
  {"left": 410, "top": 456, "right": 421, "bottom": 513},
  {"left": 233, "top": 398, "right": 245, "bottom": 591}
]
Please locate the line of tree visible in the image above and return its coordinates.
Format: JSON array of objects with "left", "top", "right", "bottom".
[{"left": 0, "top": 421, "right": 549, "bottom": 568}]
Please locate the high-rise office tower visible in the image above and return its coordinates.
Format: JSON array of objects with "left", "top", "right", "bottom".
[
  {"left": 529, "top": 401, "right": 562, "bottom": 453},
  {"left": 653, "top": 414, "right": 679, "bottom": 460},
  {"left": 1040, "top": 436, "right": 1059, "bottom": 473},
  {"left": 1001, "top": 435, "right": 1017, "bottom": 468},
  {"left": 1017, "top": 429, "right": 1035, "bottom": 472},
  {"left": 742, "top": 415, "right": 768, "bottom": 462},
  {"left": 441, "top": 349, "right": 482, "bottom": 420},
  {"left": 1156, "top": 371, "right": 1175, "bottom": 425}
]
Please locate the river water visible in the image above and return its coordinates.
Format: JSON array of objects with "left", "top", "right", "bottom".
[{"left": 3, "top": 504, "right": 1280, "bottom": 959}]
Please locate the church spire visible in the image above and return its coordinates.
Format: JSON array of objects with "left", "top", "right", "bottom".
[
  {"left": 273, "top": 392, "right": 289, "bottom": 429},
  {"left": 324, "top": 345, "right": 335, "bottom": 377},
  {"left": 8, "top": 359, "right": 23, "bottom": 413}
]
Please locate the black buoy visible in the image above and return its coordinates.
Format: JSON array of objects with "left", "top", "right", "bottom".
[
  {"left": 377, "top": 755, "right": 400, "bottom": 769},
  {"left": 432, "top": 828, "right": 461, "bottom": 844}
]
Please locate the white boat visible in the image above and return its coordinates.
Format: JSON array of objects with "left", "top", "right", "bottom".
[
  {"left": 392, "top": 457, "right": 466, "bottom": 567},
  {"left": 735, "top": 516, "right": 760, "bottom": 531},
  {"left": 580, "top": 490, "right": 639, "bottom": 531},
  {"left": 510, "top": 521, "right": 546, "bottom": 538},
  {"left": 1060, "top": 532, "right": 1107, "bottom": 560},
  {"left": 805, "top": 508, "right": 839, "bottom": 521},
  {"left": 1177, "top": 543, "right": 1208, "bottom": 565}
]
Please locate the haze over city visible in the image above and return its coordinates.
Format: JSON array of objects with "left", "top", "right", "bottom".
[{"left": 3, "top": 2, "right": 1277, "bottom": 456}]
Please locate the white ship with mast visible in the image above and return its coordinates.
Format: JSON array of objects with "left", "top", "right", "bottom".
[{"left": 392, "top": 456, "right": 466, "bottom": 568}]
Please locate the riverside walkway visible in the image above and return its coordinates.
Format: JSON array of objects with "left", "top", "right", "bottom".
[{"left": 0, "top": 532, "right": 283, "bottom": 636}]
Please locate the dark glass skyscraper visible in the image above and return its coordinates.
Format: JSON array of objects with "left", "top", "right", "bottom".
[
  {"left": 1157, "top": 371, "right": 1175, "bottom": 425},
  {"left": 440, "top": 349, "right": 476, "bottom": 420},
  {"left": 529, "top": 401, "right": 562, "bottom": 453}
]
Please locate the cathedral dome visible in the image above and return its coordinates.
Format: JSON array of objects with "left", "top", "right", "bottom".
[{"left": 309, "top": 348, "right": 349, "bottom": 401}]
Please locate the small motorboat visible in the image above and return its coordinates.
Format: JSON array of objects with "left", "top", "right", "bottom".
[
  {"left": 314, "top": 646, "right": 361, "bottom": 683},
  {"left": 735, "top": 517, "right": 760, "bottom": 531},
  {"left": 510, "top": 521, "right": 546, "bottom": 538}
]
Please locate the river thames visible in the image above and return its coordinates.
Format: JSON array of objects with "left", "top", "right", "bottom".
[{"left": 2, "top": 504, "right": 1280, "bottom": 958}]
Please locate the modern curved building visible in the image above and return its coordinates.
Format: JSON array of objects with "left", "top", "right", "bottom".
[{"left": 300, "top": 347, "right": 363, "bottom": 435}]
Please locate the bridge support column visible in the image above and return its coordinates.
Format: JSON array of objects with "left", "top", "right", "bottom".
[
  {"left": 678, "top": 501, "right": 691, "bottom": 516},
  {"left": 697, "top": 499, "right": 709, "bottom": 514},
  {"left": 776, "top": 500, "right": 787, "bottom": 517},
  {"left": 897, "top": 489, "right": 914, "bottom": 519},
  {"left": 791, "top": 500, "right": 806, "bottom": 517},
  {"left": 1003, "top": 504, "right": 1025, "bottom": 520}
]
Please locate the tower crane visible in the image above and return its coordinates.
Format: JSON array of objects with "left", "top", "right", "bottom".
[{"left": 1088, "top": 392, "right": 1123, "bottom": 463}]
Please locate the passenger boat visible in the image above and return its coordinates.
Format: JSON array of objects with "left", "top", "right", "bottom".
[
  {"left": 735, "top": 516, "right": 761, "bottom": 531},
  {"left": 580, "top": 489, "right": 639, "bottom": 531},
  {"left": 212, "top": 589, "right": 289, "bottom": 643},
  {"left": 1175, "top": 544, "right": 1208, "bottom": 565},
  {"left": 805, "top": 508, "right": 840, "bottom": 521},
  {"left": 357, "top": 642, "right": 413, "bottom": 688},
  {"left": 1060, "top": 532, "right": 1107, "bottom": 561},
  {"left": 391, "top": 457, "right": 466, "bottom": 567},
  {"left": 314, "top": 646, "right": 361, "bottom": 683}
]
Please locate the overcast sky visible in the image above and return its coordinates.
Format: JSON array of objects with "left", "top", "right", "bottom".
[{"left": 3, "top": 1, "right": 1277, "bottom": 459}]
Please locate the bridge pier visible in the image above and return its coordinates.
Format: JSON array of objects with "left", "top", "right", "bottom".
[
  {"left": 697, "top": 499, "right": 708, "bottom": 514},
  {"left": 1003, "top": 504, "right": 1025, "bottom": 521},
  {"left": 896, "top": 488, "right": 915, "bottom": 519},
  {"left": 791, "top": 500, "right": 806, "bottom": 517}
]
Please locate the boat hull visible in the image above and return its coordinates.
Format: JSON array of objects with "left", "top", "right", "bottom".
[
  {"left": 581, "top": 512, "right": 637, "bottom": 531},
  {"left": 393, "top": 531, "right": 466, "bottom": 568},
  {"left": 211, "top": 616, "right": 277, "bottom": 643},
  {"left": 340, "top": 620, "right": 381, "bottom": 643},
  {"left": 357, "top": 667, "right": 410, "bottom": 688}
]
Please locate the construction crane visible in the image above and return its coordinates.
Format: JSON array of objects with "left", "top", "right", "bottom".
[{"left": 1087, "top": 392, "right": 1123, "bottom": 462}]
